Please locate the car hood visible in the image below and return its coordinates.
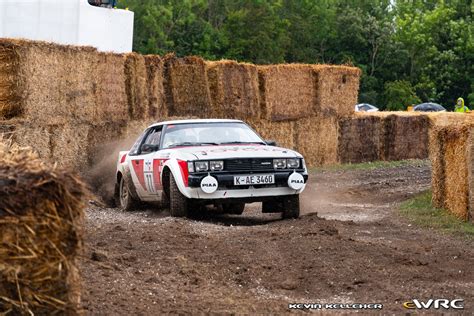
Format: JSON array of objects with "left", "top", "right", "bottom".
[{"left": 169, "top": 145, "right": 301, "bottom": 160}]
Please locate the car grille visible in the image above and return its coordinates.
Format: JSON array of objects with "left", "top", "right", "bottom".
[{"left": 225, "top": 158, "right": 274, "bottom": 172}]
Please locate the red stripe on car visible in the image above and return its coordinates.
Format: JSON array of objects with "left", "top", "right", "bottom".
[
  {"left": 177, "top": 160, "right": 189, "bottom": 187},
  {"left": 131, "top": 159, "right": 146, "bottom": 190}
]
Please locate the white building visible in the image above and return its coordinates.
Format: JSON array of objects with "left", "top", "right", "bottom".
[{"left": 0, "top": 0, "right": 134, "bottom": 53}]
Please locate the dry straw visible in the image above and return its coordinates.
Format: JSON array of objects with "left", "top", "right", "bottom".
[
  {"left": 0, "top": 142, "right": 88, "bottom": 314},
  {"left": 95, "top": 52, "right": 129, "bottom": 123},
  {"left": 125, "top": 53, "right": 150, "bottom": 121},
  {"left": 295, "top": 116, "right": 339, "bottom": 166},
  {"left": 258, "top": 64, "right": 315, "bottom": 121},
  {"left": 164, "top": 54, "right": 212, "bottom": 117},
  {"left": 246, "top": 119, "right": 295, "bottom": 150},
  {"left": 313, "top": 65, "right": 361, "bottom": 117},
  {"left": 144, "top": 55, "right": 167, "bottom": 120},
  {"left": 337, "top": 114, "right": 383, "bottom": 163},
  {"left": 207, "top": 60, "right": 260, "bottom": 120}
]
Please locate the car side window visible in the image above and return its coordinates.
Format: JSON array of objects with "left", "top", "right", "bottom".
[
  {"left": 143, "top": 128, "right": 162, "bottom": 146},
  {"left": 129, "top": 130, "right": 148, "bottom": 156}
]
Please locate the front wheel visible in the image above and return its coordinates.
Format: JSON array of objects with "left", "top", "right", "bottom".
[
  {"left": 169, "top": 175, "right": 189, "bottom": 217},
  {"left": 282, "top": 195, "right": 300, "bottom": 219}
]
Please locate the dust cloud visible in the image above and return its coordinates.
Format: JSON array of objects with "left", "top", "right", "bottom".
[{"left": 85, "top": 137, "right": 137, "bottom": 206}]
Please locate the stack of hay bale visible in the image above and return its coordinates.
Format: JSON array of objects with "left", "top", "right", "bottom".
[
  {"left": 429, "top": 121, "right": 474, "bottom": 222},
  {"left": 0, "top": 39, "right": 167, "bottom": 171},
  {"left": 337, "top": 112, "right": 432, "bottom": 164},
  {"left": 0, "top": 142, "right": 87, "bottom": 314},
  {"left": 2, "top": 37, "right": 438, "bottom": 170}
]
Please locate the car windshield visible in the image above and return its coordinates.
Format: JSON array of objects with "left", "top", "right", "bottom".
[{"left": 162, "top": 122, "right": 265, "bottom": 149}]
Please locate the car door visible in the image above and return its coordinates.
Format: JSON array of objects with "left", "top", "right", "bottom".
[{"left": 129, "top": 127, "right": 163, "bottom": 201}]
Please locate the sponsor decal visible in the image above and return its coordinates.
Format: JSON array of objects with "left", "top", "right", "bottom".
[
  {"left": 403, "top": 299, "right": 463, "bottom": 310},
  {"left": 200, "top": 175, "right": 218, "bottom": 194},
  {"left": 287, "top": 172, "right": 305, "bottom": 190}
]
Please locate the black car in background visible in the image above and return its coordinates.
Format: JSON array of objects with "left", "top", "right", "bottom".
[{"left": 413, "top": 102, "right": 446, "bottom": 112}]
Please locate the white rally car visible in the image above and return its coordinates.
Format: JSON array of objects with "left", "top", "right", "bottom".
[{"left": 115, "top": 119, "right": 308, "bottom": 218}]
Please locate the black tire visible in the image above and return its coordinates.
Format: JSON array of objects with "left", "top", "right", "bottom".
[
  {"left": 169, "top": 175, "right": 189, "bottom": 217},
  {"left": 282, "top": 195, "right": 300, "bottom": 219},
  {"left": 117, "top": 176, "right": 140, "bottom": 211},
  {"left": 224, "top": 203, "right": 245, "bottom": 215}
]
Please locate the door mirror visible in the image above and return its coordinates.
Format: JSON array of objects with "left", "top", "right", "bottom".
[
  {"left": 140, "top": 144, "right": 159, "bottom": 154},
  {"left": 266, "top": 140, "right": 277, "bottom": 146}
]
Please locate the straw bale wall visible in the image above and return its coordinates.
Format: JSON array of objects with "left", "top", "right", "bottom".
[
  {"left": 295, "top": 116, "right": 339, "bottom": 166},
  {"left": 164, "top": 55, "right": 211, "bottom": 117},
  {"left": 258, "top": 65, "right": 315, "bottom": 121},
  {"left": 429, "top": 124, "right": 474, "bottom": 221},
  {"left": 247, "top": 119, "right": 295, "bottom": 150},
  {"left": 337, "top": 115, "right": 383, "bottom": 163},
  {"left": 313, "top": 65, "right": 361, "bottom": 117},
  {"left": 0, "top": 143, "right": 87, "bottom": 314},
  {"left": 207, "top": 60, "right": 259, "bottom": 119}
]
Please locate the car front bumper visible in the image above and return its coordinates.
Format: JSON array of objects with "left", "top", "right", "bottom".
[{"left": 182, "top": 171, "right": 308, "bottom": 200}]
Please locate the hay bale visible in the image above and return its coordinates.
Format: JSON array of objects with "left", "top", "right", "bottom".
[
  {"left": 0, "top": 43, "right": 23, "bottom": 119},
  {"left": 164, "top": 55, "right": 211, "bottom": 117},
  {"left": 125, "top": 53, "right": 150, "bottom": 121},
  {"left": 257, "top": 64, "right": 315, "bottom": 121},
  {"left": 381, "top": 113, "right": 430, "bottom": 161},
  {"left": 443, "top": 126, "right": 470, "bottom": 220},
  {"left": 429, "top": 126, "right": 447, "bottom": 208},
  {"left": 95, "top": 53, "right": 129, "bottom": 123},
  {"left": 207, "top": 60, "right": 260, "bottom": 119},
  {"left": 337, "top": 115, "right": 382, "bottom": 163},
  {"left": 429, "top": 124, "right": 474, "bottom": 221},
  {"left": 144, "top": 55, "right": 167, "bottom": 120},
  {"left": 295, "top": 116, "right": 339, "bottom": 166},
  {"left": 0, "top": 39, "right": 99, "bottom": 124},
  {"left": 12, "top": 123, "right": 53, "bottom": 160},
  {"left": 50, "top": 122, "right": 127, "bottom": 171},
  {"left": 427, "top": 112, "right": 474, "bottom": 127},
  {"left": 313, "top": 65, "right": 361, "bottom": 117},
  {"left": 247, "top": 119, "right": 295, "bottom": 150},
  {"left": 0, "top": 143, "right": 87, "bottom": 314}
]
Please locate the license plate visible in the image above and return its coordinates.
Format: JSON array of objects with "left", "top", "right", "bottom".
[{"left": 233, "top": 174, "right": 275, "bottom": 185}]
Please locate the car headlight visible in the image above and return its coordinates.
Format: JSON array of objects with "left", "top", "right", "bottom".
[
  {"left": 187, "top": 161, "right": 195, "bottom": 173},
  {"left": 273, "top": 158, "right": 287, "bottom": 169},
  {"left": 195, "top": 161, "right": 209, "bottom": 172},
  {"left": 287, "top": 158, "right": 300, "bottom": 169},
  {"left": 210, "top": 160, "right": 224, "bottom": 171}
]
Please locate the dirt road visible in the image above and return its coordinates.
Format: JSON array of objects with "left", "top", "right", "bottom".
[{"left": 80, "top": 162, "right": 474, "bottom": 314}]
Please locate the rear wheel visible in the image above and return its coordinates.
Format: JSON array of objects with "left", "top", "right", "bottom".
[
  {"left": 224, "top": 203, "right": 245, "bottom": 215},
  {"left": 118, "top": 176, "right": 139, "bottom": 211},
  {"left": 282, "top": 195, "right": 300, "bottom": 219},
  {"left": 169, "top": 175, "right": 189, "bottom": 217}
]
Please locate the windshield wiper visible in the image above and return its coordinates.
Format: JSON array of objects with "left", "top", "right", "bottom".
[
  {"left": 168, "top": 142, "right": 219, "bottom": 148},
  {"left": 219, "top": 141, "right": 266, "bottom": 145}
]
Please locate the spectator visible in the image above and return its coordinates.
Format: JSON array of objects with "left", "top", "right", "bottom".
[{"left": 454, "top": 97, "right": 470, "bottom": 113}]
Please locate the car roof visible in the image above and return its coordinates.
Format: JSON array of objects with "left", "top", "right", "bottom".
[{"left": 148, "top": 118, "right": 244, "bottom": 129}]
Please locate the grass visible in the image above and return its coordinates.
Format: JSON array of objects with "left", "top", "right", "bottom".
[
  {"left": 311, "top": 159, "right": 428, "bottom": 172},
  {"left": 400, "top": 191, "right": 474, "bottom": 238}
]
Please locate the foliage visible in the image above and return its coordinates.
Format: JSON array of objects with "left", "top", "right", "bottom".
[
  {"left": 118, "top": 0, "right": 474, "bottom": 110},
  {"left": 384, "top": 80, "right": 421, "bottom": 111},
  {"left": 400, "top": 191, "right": 474, "bottom": 239}
]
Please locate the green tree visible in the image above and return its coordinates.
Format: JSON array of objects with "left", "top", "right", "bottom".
[{"left": 384, "top": 80, "right": 421, "bottom": 111}]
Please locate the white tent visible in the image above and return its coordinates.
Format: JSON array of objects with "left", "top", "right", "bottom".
[{"left": 0, "top": 0, "right": 134, "bottom": 53}]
